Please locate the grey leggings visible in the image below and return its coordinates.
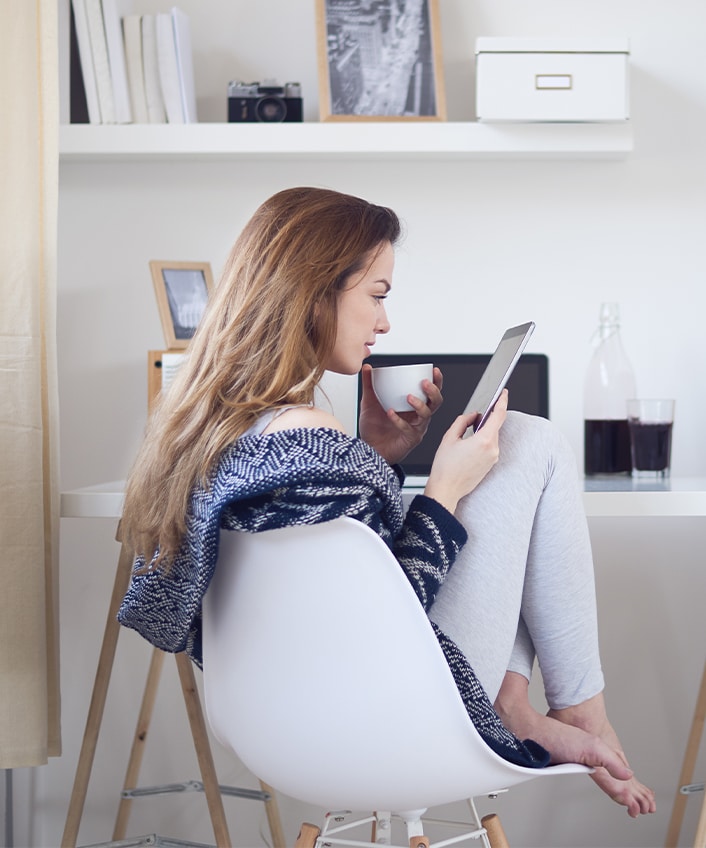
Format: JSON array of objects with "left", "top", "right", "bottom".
[{"left": 428, "top": 411, "right": 605, "bottom": 711}]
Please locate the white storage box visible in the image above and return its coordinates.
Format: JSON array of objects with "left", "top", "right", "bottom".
[{"left": 476, "top": 37, "right": 630, "bottom": 122}]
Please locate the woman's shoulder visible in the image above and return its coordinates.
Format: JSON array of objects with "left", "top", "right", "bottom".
[{"left": 261, "top": 405, "right": 347, "bottom": 436}]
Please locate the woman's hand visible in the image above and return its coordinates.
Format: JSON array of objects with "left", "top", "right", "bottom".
[
  {"left": 358, "top": 363, "right": 443, "bottom": 466},
  {"left": 424, "top": 389, "right": 508, "bottom": 515}
]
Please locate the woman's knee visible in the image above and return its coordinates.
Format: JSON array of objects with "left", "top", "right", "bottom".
[
  {"left": 490, "top": 411, "right": 578, "bottom": 496},
  {"left": 498, "top": 411, "right": 563, "bottom": 465}
]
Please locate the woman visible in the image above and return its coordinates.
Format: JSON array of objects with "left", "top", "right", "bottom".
[{"left": 119, "top": 187, "right": 654, "bottom": 816}]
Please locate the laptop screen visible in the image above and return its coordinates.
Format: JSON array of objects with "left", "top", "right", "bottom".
[{"left": 358, "top": 353, "right": 549, "bottom": 478}]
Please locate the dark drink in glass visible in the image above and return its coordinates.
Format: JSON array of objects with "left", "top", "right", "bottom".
[
  {"left": 626, "top": 399, "right": 675, "bottom": 477},
  {"left": 584, "top": 419, "right": 632, "bottom": 475},
  {"left": 628, "top": 421, "right": 673, "bottom": 474}
]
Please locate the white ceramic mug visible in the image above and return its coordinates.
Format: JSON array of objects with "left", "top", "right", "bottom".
[{"left": 371, "top": 363, "right": 434, "bottom": 412}]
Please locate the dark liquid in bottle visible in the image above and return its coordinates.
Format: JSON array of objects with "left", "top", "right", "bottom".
[
  {"left": 628, "top": 421, "right": 673, "bottom": 471},
  {"left": 584, "top": 419, "right": 632, "bottom": 475}
]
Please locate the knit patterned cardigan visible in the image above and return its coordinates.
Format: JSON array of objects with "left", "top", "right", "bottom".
[{"left": 118, "top": 427, "right": 549, "bottom": 768}]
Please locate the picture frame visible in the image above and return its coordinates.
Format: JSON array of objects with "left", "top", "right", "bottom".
[
  {"left": 150, "top": 260, "right": 214, "bottom": 350},
  {"left": 315, "top": 0, "right": 446, "bottom": 122}
]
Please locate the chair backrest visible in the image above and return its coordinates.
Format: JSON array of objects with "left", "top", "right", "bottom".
[{"left": 202, "top": 517, "right": 587, "bottom": 813}]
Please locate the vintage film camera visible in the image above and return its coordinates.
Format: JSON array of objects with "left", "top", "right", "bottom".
[{"left": 227, "top": 80, "right": 303, "bottom": 123}]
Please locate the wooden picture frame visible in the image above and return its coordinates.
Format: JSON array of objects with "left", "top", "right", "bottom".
[
  {"left": 150, "top": 260, "right": 214, "bottom": 350},
  {"left": 315, "top": 0, "right": 446, "bottom": 122}
]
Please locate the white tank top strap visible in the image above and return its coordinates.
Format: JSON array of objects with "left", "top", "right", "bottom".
[{"left": 243, "top": 405, "right": 312, "bottom": 437}]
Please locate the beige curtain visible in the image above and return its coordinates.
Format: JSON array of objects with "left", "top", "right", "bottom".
[{"left": 0, "top": 0, "right": 61, "bottom": 767}]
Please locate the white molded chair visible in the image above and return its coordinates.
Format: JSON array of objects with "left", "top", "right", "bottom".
[{"left": 202, "top": 517, "right": 590, "bottom": 848}]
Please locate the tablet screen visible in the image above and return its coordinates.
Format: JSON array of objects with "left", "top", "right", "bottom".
[{"left": 463, "top": 322, "right": 535, "bottom": 430}]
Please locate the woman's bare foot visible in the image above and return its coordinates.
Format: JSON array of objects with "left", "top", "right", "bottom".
[
  {"left": 548, "top": 693, "right": 656, "bottom": 818},
  {"left": 495, "top": 673, "right": 655, "bottom": 817}
]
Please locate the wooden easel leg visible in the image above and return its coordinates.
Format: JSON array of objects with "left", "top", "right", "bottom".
[
  {"left": 112, "top": 646, "right": 166, "bottom": 840},
  {"left": 61, "top": 537, "right": 134, "bottom": 848},
  {"left": 175, "top": 652, "right": 232, "bottom": 848},
  {"left": 665, "top": 658, "right": 706, "bottom": 847}
]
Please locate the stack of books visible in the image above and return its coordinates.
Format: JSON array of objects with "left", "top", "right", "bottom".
[{"left": 70, "top": 0, "right": 197, "bottom": 124}]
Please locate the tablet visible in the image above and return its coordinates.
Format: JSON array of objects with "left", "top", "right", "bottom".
[{"left": 463, "top": 321, "right": 536, "bottom": 433}]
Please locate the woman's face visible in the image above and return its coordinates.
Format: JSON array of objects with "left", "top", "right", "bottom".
[{"left": 325, "top": 242, "right": 393, "bottom": 375}]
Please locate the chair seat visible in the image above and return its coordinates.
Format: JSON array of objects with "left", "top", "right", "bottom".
[{"left": 202, "top": 517, "right": 589, "bottom": 813}]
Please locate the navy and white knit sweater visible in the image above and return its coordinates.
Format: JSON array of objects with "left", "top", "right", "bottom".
[{"left": 118, "top": 427, "right": 549, "bottom": 769}]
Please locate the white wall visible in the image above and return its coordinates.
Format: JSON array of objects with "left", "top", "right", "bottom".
[{"left": 28, "top": 1, "right": 706, "bottom": 847}]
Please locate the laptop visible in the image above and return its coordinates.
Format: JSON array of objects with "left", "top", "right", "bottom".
[{"left": 358, "top": 352, "right": 549, "bottom": 487}]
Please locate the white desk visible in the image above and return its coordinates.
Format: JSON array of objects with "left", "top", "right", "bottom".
[
  {"left": 60, "top": 480, "right": 126, "bottom": 519},
  {"left": 401, "top": 476, "right": 706, "bottom": 519},
  {"left": 60, "top": 476, "right": 706, "bottom": 520},
  {"left": 581, "top": 475, "right": 706, "bottom": 517}
]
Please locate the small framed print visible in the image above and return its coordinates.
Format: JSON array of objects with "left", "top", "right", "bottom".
[
  {"left": 316, "top": 0, "right": 446, "bottom": 122},
  {"left": 150, "top": 260, "right": 214, "bottom": 350}
]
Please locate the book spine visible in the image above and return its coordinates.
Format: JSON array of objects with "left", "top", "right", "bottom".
[
  {"left": 101, "top": 0, "right": 133, "bottom": 123},
  {"left": 171, "top": 8, "right": 198, "bottom": 123},
  {"left": 122, "top": 14, "right": 149, "bottom": 123},
  {"left": 141, "top": 14, "right": 167, "bottom": 123},
  {"left": 156, "top": 11, "right": 185, "bottom": 123},
  {"left": 85, "top": 0, "right": 116, "bottom": 123}
]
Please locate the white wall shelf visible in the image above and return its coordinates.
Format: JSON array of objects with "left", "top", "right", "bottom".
[{"left": 59, "top": 121, "right": 633, "bottom": 162}]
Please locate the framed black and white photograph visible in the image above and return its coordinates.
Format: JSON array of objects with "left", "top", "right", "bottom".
[
  {"left": 150, "top": 260, "right": 214, "bottom": 350},
  {"left": 316, "top": 0, "right": 446, "bottom": 121}
]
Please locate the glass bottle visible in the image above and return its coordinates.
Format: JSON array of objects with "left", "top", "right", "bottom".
[{"left": 583, "top": 302, "right": 636, "bottom": 475}]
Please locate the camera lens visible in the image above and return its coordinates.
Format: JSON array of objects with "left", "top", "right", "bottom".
[{"left": 256, "top": 96, "right": 286, "bottom": 122}]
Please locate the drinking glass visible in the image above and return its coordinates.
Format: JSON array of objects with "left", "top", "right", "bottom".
[{"left": 627, "top": 399, "right": 675, "bottom": 477}]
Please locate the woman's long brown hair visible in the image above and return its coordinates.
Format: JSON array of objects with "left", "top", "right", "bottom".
[{"left": 120, "top": 187, "right": 401, "bottom": 566}]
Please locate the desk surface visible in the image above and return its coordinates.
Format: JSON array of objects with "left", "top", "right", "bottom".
[
  {"left": 582, "top": 475, "right": 706, "bottom": 516},
  {"left": 60, "top": 477, "right": 706, "bottom": 520}
]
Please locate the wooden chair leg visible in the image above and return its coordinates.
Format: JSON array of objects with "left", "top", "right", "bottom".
[
  {"left": 665, "top": 658, "right": 706, "bottom": 847},
  {"left": 112, "top": 647, "right": 166, "bottom": 840},
  {"left": 175, "top": 652, "right": 232, "bottom": 848},
  {"left": 294, "top": 822, "right": 321, "bottom": 847},
  {"left": 695, "top": 792, "right": 706, "bottom": 848},
  {"left": 259, "top": 779, "right": 286, "bottom": 848},
  {"left": 482, "top": 813, "right": 510, "bottom": 848},
  {"left": 61, "top": 536, "right": 135, "bottom": 848}
]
